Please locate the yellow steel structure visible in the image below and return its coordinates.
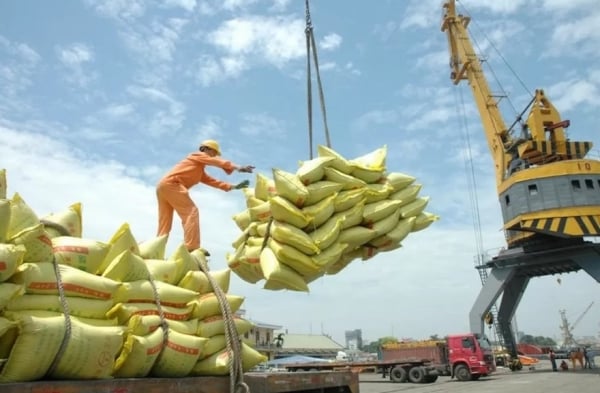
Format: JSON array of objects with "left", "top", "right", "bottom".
[{"left": 441, "top": 0, "right": 600, "bottom": 248}]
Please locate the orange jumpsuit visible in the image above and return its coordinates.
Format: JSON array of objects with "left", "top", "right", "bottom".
[{"left": 157, "top": 152, "right": 236, "bottom": 251}]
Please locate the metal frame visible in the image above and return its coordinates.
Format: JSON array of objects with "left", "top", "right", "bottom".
[{"left": 470, "top": 242, "right": 600, "bottom": 355}]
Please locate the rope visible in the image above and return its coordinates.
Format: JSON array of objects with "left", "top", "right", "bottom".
[
  {"left": 40, "top": 219, "right": 71, "bottom": 237},
  {"left": 260, "top": 217, "right": 274, "bottom": 251},
  {"left": 148, "top": 273, "right": 170, "bottom": 355},
  {"left": 45, "top": 256, "right": 72, "bottom": 377},
  {"left": 305, "top": 0, "right": 314, "bottom": 159},
  {"left": 195, "top": 254, "right": 249, "bottom": 393},
  {"left": 305, "top": 0, "right": 332, "bottom": 158}
]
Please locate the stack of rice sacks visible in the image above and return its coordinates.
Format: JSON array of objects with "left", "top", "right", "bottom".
[
  {"left": 228, "top": 145, "right": 439, "bottom": 291},
  {"left": 0, "top": 168, "right": 265, "bottom": 383}
]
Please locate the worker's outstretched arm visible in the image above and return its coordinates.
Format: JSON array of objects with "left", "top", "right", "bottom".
[{"left": 201, "top": 174, "right": 233, "bottom": 191}]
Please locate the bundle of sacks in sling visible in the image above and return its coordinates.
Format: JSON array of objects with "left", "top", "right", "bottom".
[
  {"left": 0, "top": 169, "right": 266, "bottom": 383},
  {"left": 228, "top": 145, "right": 439, "bottom": 291}
]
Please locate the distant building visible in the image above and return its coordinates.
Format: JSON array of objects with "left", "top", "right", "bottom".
[
  {"left": 237, "top": 310, "right": 282, "bottom": 360},
  {"left": 345, "top": 329, "right": 363, "bottom": 350},
  {"left": 273, "top": 333, "right": 345, "bottom": 360}
]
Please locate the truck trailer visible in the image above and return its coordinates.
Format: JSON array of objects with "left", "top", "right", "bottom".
[
  {"left": 381, "top": 333, "right": 496, "bottom": 381},
  {"left": 282, "top": 358, "right": 439, "bottom": 384},
  {"left": 0, "top": 371, "right": 359, "bottom": 393}
]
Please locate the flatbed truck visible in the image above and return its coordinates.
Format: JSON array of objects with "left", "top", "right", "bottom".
[
  {"left": 283, "top": 359, "right": 439, "bottom": 384},
  {"left": 0, "top": 370, "right": 359, "bottom": 393}
]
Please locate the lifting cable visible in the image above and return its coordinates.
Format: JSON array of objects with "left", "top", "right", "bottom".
[
  {"left": 305, "top": 0, "right": 332, "bottom": 159},
  {"left": 196, "top": 255, "right": 249, "bottom": 393}
]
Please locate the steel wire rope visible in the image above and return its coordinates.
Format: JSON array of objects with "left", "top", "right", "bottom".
[
  {"left": 456, "top": 0, "right": 532, "bottom": 137},
  {"left": 195, "top": 255, "right": 249, "bottom": 393},
  {"left": 305, "top": 0, "right": 332, "bottom": 158},
  {"left": 45, "top": 256, "right": 73, "bottom": 378}
]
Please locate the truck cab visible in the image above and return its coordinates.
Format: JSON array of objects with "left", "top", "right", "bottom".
[{"left": 446, "top": 333, "right": 496, "bottom": 381}]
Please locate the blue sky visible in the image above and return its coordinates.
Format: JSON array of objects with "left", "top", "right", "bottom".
[{"left": 1, "top": 0, "right": 599, "bottom": 346}]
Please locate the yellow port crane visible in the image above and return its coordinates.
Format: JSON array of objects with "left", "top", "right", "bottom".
[
  {"left": 441, "top": 0, "right": 600, "bottom": 368},
  {"left": 441, "top": 0, "right": 600, "bottom": 249}
]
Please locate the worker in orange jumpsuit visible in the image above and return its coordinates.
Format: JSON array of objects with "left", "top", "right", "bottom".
[{"left": 156, "top": 139, "right": 254, "bottom": 255}]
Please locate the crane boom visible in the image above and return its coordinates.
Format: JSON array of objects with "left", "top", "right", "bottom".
[{"left": 441, "top": 0, "right": 600, "bottom": 248}]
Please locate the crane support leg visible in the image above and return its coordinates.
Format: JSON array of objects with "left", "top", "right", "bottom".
[
  {"left": 497, "top": 274, "right": 530, "bottom": 357},
  {"left": 469, "top": 267, "right": 516, "bottom": 336},
  {"left": 572, "top": 249, "right": 600, "bottom": 283}
]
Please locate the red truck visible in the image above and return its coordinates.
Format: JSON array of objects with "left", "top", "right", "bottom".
[{"left": 381, "top": 333, "right": 496, "bottom": 381}]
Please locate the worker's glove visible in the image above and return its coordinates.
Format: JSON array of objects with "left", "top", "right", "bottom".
[
  {"left": 233, "top": 180, "right": 250, "bottom": 190},
  {"left": 238, "top": 165, "right": 255, "bottom": 173}
]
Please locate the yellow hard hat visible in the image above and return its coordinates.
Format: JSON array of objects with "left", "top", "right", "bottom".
[{"left": 200, "top": 139, "right": 221, "bottom": 156}]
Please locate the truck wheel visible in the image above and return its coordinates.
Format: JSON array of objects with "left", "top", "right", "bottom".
[
  {"left": 454, "top": 364, "right": 471, "bottom": 381},
  {"left": 390, "top": 366, "right": 407, "bottom": 383},
  {"left": 424, "top": 375, "right": 438, "bottom": 383},
  {"left": 408, "top": 366, "right": 425, "bottom": 383}
]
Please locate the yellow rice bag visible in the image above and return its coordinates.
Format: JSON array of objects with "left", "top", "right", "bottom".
[
  {"left": 0, "top": 198, "right": 10, "bottom": 243},
  {"left": 267, "top": 238, "right": 320, "bottom": 278},
  {"left": 12, "top": 229, "right": 53, "bottom": 263},
  {"left": 150, "top": 329, "right": 208, "bottom": 377},
  {"left": 189, "top": 293, "right": 245, "bottom": 320},
  {"left": 127, "top": 314, "right": 198, "bottom": 336},
  {"left": 52, "top": 236, "right": 111, "bottom": 274},
  {"left": 41, "top": 202, "right": 83, "bottom": 238},
  {"left": 6, "top": 293, "right": 114, "bottom": 319},
  {"left": 385, "top": 172, "right": 416, "bottom": 192},
  {"left": 99, "top": 222, "right": 140, "bottom": 273},
  {"left": 10, "top": 262, "right": 120, "bottom": 300},
  {"left": 191, "top": 342, "right": 267, "bottom": 375},
  {"left": 197, "top": 315, "right": 254, "bottom": 338},
  {"left": 114, "top": 280, "right": 199, "bottom": 308},
  {"left": 270, "top": 220, "right": 319, "bottom": 255},
  {"left": 6, "top": 193, "right": 39, "bottom": 242},
  {"left": 113, "top": 327, "right": 165, "bottom": 378},
  {"left": 323, "top": 167, "right": 366, "bottom": 190},
  {"left": 272, "top": 168, "right": 309, "bottom": 207},
  {"left": 412, "top": 212, "right": 440, "bottom": 232},
  {"left": 255, "top": 173, "right": 277, "bottom": 201},
  {"left": 138, "top": 234, "right": 168, "bottom": 260},
  {"left": 296, "top": 156, "right": 334, "bottom": 185},
  {"left": 102, "top": 250, "right": 151, "bottom": 282},
  {"left": 317, "top": 145, "right": 353, "bottom": 174},
  {"left": 260, "top": 247, "right": 308, "bottom": 292},
  {"left": 0, "top": 244, "right": 26, "bottom": 283},
  {"left": 178, "top": 269, "right": 231, "bottom": 295},
  {"left": 270, "top": 196, "right": 310, "bottom": 228},
  {"left": 0, "top": 168, "right": 6, "bottom": 199}
]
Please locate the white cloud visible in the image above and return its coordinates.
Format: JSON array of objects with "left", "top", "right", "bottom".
[
  {"left": 102, "top": 103, "right": 136, "bottom": 119},
  {"left": 191, "top": 54, "right": 249, "bottom": 86},
  {"left": 85, "top": 0, "right": 146, "bottom": 21},
  {"left": 57, "top": 43, "right": 94, "bottom": 66},
  {"left": 121, "top": 18, "right": 187, "bottom": 64},
  {"left": 459, "top": 0, "right": 529, "bottom": 14},
  {"left": 195, "top": 116, "right": 224, "bottom": 141},
  {"left": 162, "top": 0, "right": 197, "bottom": 12},
  {"left": 549, "top": 11, "right": 600, "bottom": 57},
  {"left": 208, "top": 15, "right": 305, "bottom": 68},
  {"left": 354, "top": 109, "right": 398, "bottom": 130},
  {"left": 127, "top": 86, "right": 186, "bottom": 136},
  {"left": 541, "top": 0, "right": 598, "bottom": 11},
  {"left": 222, "top": 0, "right": 260, "bottom": 11},
  {"left": 239, "top": 113, "right": 286, "bottom": 137},
  {"left": 549, "top": 78, "right": 600, "bottom": 112},
  {"left": 56, "top": 43, "right": 96, "bottom": 88},
  {"left": 0, "top": 36, "right": 40, "bottom": 98},
  {"left": 270, "top": 0, "right": 291, "bottom": 12},
  {"left": 320, "top": 33, "right": 342, "bottom": 51}
]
